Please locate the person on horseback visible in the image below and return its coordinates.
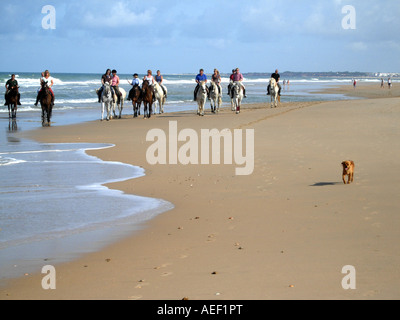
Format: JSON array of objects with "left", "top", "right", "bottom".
[
  {"left": 230, "top": 68, "right": 247, "bottom": 98},
  {"left": 4, "top": 74, "right": 21, "bottom": 106},
  {"left": 155, "top": 70, "right": 168, "bottom": 99},
  {"left": 97, "top": 69, "right": 115, "bottom": 103},
  {"left": 210, "top": 68, "right": 222, "bottom": 98},
  {"left": 267, "top": 69, "right": 282, "bottom": 96},
  {"left": 127, "top": 73, "right": 140, "bottom": 101},
  {"left": 111, "top": 69, "right": 122, "bottom": 104},
  {"left": 143, "top": 70, "right": 156, "bottom": 99},
  {"left": 34, "top": 70, "right": 55, "bottom": 106},
  {"left": 227, "top": 69, "right": 235, "bottom": 97},
  {"left": 194, "top": 69, "right": 208, "bottom": 101}
]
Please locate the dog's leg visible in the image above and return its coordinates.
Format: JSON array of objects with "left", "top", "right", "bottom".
[{"left": 342, "top": 174, "right": 346, "bottom": 184}]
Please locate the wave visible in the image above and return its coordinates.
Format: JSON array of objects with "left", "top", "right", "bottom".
[{"left": 0, "top": 156, "right": 27, "bottom": 166}]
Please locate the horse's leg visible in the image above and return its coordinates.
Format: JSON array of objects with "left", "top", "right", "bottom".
[
  {"left": 120, "top": 98, "right": 124, "bottom": 118},
  {"left": 8, "top": 104, "right": 11, "bottom": 119},
  {"left": 47, "top": 106, "right": 51, "bottom": 126},
  {"left": 101, "top": 102, "right": 104, "bottom": 121}
]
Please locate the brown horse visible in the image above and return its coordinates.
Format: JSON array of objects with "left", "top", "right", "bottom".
[
  {"left": 129, "top": 85, "right": 142, "bottom": 118},
  {"left": 40, "top": 83, "right": 53, "bottom": 126},
  {"left": 141, "top": 80, "right": 154, "bottom": 119},
  {"left": 7, "top": 87, "right": 19, "bottom": 119}
]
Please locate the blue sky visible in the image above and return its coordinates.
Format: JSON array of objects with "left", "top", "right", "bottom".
[{"left": 1, "top": 0, "right": 399, "bottom": 74}]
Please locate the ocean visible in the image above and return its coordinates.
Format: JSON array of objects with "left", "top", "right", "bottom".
[{"left": 0, "top": 72, "right": 381, "bottom": 280}]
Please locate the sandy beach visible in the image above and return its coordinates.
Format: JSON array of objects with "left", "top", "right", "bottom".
[{"left": 1, "top": 83, "right": 400, "bottom": 300}]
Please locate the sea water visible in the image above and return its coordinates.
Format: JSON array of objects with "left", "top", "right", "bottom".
[{"left": 0, "top": 72, "right": 368, "bottom": 280}]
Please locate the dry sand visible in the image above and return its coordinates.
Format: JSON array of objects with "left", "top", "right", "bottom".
[{"left": 1, "top": 83, "right": 400, "bottom": 300}]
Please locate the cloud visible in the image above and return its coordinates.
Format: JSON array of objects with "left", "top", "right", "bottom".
[{"left": 83, "top": 2, "right": 155, "bottom": 28}]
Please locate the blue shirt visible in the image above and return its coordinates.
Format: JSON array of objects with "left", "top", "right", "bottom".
[
  {"left": 131, "top": 78, "right": 140, "bottom": 86},
  {"left": 196, "top": 74, "right": 207, "bottom": 82}
]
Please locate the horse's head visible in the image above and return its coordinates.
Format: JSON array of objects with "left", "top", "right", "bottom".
[
  {"left": 199, "top": 81, "right": 207, "bottom": 92},
  {"left": 270, "top": 78, "right": 276, "bottom": 86}
]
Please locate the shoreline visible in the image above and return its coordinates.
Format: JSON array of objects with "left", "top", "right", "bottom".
[{"left": 1, "top": 83, "right": 400, "bottom": 299}]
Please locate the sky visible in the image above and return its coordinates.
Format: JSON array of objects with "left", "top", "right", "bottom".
[{"left": 0, "top": 0, "right": 399, "bottom": 74}]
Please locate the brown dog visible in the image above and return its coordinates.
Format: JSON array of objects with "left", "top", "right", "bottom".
[{"left": 341, "top": 160, "right": 355, "bottom": 184}]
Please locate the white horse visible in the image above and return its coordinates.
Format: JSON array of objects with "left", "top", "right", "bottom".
[
  {"left": 232, "top": 82, "right": 244, "bottom": 114},
  {"left": 100, "top": 82, "right": 113, "bottom": 121},
  {"left": 269, "top": 78, "right": 279, "bottom": 108},
  {"left": 153, "top": 82, "right": 167, "bottom": 114},
  {"left": 112, "top": 87, "right": 127, "bottom": 119},
  {"left": 196, "top": 81, "right": 207, "bottom": 116},
  {"left": 209, "top": 81, "right": 222, "bottom": 113}
]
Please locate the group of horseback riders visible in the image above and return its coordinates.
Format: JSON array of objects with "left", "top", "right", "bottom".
[
  {"left": 193, "top": 68, "right": 282, "bottom": 101},
  {"left": 97, "top": 69, "right": 168, "bottom": 104},
  {"left": 194, "top": 67, "right": 247, "bottom": 101},
  {"left": 4, "top": 70, "right": 55, "bottom": 108},
  {"left": 4, "top": 68, "right": 282, "bottom": 112}
]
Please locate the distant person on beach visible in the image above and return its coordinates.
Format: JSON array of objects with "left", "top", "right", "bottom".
[
  {"left": 388, "top": 77, "right": 392, "bottom": 89},
  {"left": 231, "top": 68, "right": 247, "bottom": 98},
  {"left": 353, "top": 79, "right": 357, "bottom": 88},
  {"left": 381, "top": 78, "right": 385, "bottom": 88},
  {"left": 194, "top": 69, "right": 208, "bottom": 101},
  {"left": 267, "top": 69, "right": 282, "bottom": 96},
  {"left": 155, "top": 70, "right": 167, "bottom": 98},
  {"left": 35, "top": 70, "right": 55, "bottom": 106},
  {"left": 111, "top": 70, "right": 122, "bottom": 104},
  {"left": 210, "top": 68, "right": 222, "bottom": 96},
  {"left": 4, "top": 74, "right": 21, "bottom": 106},
  {"left": 97, "top": 69, "right": 115, "bottom": 103}
]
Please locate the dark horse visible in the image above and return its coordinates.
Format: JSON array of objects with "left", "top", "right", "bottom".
[
  {"left": 7, "top": 87, "right": 19, "bottom": 119},
  {"left": 128, "top": 84, "right": 142, "bottom": 118},
  {"left": 40, "top": 83, "right": 53, "bottom": 127},
  {"left": 141, "top": 81, "right": 154, "bottom": 119}
]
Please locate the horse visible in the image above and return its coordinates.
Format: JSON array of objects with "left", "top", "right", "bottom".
[
  {"left": 128, "top": 85, "right": 142, "bottom": 118},
  {"left": 6, "top": 87, "right": 19, "bottom": 119},
  {"left": 231, "top": 82, "right": 244, "bottom": 114},
  {"left": 100, "top": 82, "right": 113, "bottom": 121},
  {"left": 196, "top": 81, "right": 207, "bottom": 116},
  {"left": 269, "top": 78, "right": 279, "bottom": 108},
  {"left": 141, "top": 80, "right": 154, "bottom": 119},
  {"left": 209, "top": 81, "right": 222, "bottom": 113},
  {"left": 112, "top": 87, "right": 127, "bottom": 119},
  {"left": 40, "top": 83, "right": 53, "bottom": 126},
  {"left": 153, "top": 82, "right": 167, "bottom": 114}
]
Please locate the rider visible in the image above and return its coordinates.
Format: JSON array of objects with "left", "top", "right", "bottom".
[
  {"left": 143, "top": 70, "right": 156, "bottom": 99},
  {"left": 155, "top": 70, "right": 167, "bottom": 98},
  {"left": 267, "top": 69, "right": 282, "bottom": 96},
  {"left": 194, "top": 69, "right": 208, "bottom": 101},
  {"left": 34, "top": 70, "right": 55, "bottom": 106},
  {"left": 4, "top": 74, "right": 21, "bottom": 106},
  {"left": 210, "top": 68, "right": 222, "bottom": 98},
  {"left": 97, "top": 69, "right": 115, "bottom": 103},
  {"left": 127, "top": 73, "right": 140, "bottom": 101},
  {"left": 231, "top": 68, "right": 247, "bottom": 98},
  {"left": 111, "top": 69, "right": 122, "bottom": 104},
  {"left": 227, "top": 69, "right": 235, "bottom": 97}
]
